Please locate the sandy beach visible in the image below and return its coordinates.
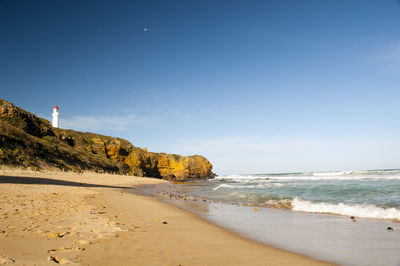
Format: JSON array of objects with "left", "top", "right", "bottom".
[{"left": 0, "top": 168, "right": 332, "bottom": 265}]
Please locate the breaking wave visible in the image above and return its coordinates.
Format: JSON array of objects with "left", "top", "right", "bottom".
[
  {"left": 177, "top": 169, "right": 400, "bottom": 221},
  {"left": 212, "top": 183, "right": 283, "bottom": 191},
  {"left": 216, "top": 169, "right": 400, "bottom": 181},
  {"left": 291, "top": 197, "right": 400, "bottom": 220}
]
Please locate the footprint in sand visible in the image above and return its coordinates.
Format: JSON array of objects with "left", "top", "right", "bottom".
[
  {"left": 0, "top": 255, "right": 15, "bottom": 264},
  {"left": 77, "top": 240, "right": 90, "bottom": 245},
  {"left": 47, "top": 256, "right": 70, "bottom": 264}
]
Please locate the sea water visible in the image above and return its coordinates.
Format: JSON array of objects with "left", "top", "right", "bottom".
[
  {"left": 155, "top": 169, "right": 400, "bottom": 266},
  {"left": 181, "top": 169, "right": 400, "bottom": 220}
]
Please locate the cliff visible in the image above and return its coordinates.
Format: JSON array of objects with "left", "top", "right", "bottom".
[{"left": 0, "top": 99, "right": 215, "bottom": 181}]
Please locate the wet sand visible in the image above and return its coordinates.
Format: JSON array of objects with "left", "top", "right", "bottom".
[
  {"left": 151, "top": 183, "right": 400, "bottom": 266},
  {"left": 0, "top": 169, "right": 332, "bottom": 265}
]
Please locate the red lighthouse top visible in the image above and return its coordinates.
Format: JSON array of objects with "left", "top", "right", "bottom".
[{"left": 53, "top": 105, "right": 59, "bottom": 110}]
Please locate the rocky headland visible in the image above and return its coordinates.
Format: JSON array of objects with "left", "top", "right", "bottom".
[{"left": 0, "top": 99, "right": 215, "bottom": 181}]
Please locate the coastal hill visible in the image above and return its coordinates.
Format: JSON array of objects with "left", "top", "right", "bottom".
[{"left": 0, "top": 99, "right": 215, "bottom": 181}]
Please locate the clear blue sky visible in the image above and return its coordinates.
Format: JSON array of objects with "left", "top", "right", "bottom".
[{"left": 1, "top": 0, "right": 400, "bottom": 174}]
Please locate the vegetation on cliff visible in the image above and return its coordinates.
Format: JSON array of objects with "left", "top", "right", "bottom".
[{"left": 0, "top": 99, "right": 215, "bottom": 181}]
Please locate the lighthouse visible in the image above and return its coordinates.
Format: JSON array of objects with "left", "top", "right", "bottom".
[{"left": 52, "top": 105, "right": 60, "bottom": 128}]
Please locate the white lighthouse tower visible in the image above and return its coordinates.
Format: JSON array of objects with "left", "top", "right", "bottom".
[{"left": 52, "top": 105, "right": 60, "bottom": 128}]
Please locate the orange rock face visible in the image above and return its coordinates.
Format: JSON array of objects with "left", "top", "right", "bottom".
[{"left": 123, "top": 151, "right": 214, "bottom": 181}]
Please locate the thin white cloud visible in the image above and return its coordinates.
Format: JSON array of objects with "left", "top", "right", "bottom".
[
  {"left": 374, "top": 44, "right": 400, "bottom": 61},
  {"left": 175, "top": 136, "right": 400, "bottom": 154},
  {"left": 144, "top": 89, "right": 162, "bottom": 103},
  {"left": 173, "top": 136, "right": 400, "bottom": 174},
  {"left": 61, "top": 113, "right": 156, "bottom": 131}
]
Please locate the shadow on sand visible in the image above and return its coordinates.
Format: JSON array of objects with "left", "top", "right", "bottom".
[{"left": 0, "top": 175, "right": 130, "bottom": 189}]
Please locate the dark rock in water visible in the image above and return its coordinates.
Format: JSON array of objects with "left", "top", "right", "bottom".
[{"left": 0, "top": 98, "right": 215, "bottom": 181}]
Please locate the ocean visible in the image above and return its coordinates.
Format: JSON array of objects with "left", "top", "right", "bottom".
[
  {"left": 183, "top": 169, "right": 400, "bottom": 220},
  {"left": 146, "top": 169, "right": 400, "bottom": 266}
]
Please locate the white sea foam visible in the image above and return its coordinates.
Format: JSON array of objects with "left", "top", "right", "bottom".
[
  {"left": 212, "top": 183, "right": 283, "bottom": 191},
  {"left": 312, "top": 171, "right": 347, "bottom": 176},
  {"left": 214, "top": 175, "right": 265, "bottom": 181},
  {"left": 213, "top": 184, "right": 240, "bottom": 190},
  {"left": 216, "top": 170, "right": 400, "bottom": 181},
  {"left": 291, "top": 197, "right": 400, "bottom": 220},
  {"left": 283, "top": 175, "right": 400, "bottom": 181}
]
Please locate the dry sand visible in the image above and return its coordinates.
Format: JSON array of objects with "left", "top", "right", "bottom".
[{"left": 0, "top": 168, "right": 333, "bottom": 265}]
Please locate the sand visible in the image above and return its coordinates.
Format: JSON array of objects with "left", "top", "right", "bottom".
[{"left": 0, "top": 168, "right": 333, "bottom": 265}]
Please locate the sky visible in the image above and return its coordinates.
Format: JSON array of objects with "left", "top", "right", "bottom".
[{"left": 1, "top": 0, "right": 400, "bottom": 174}]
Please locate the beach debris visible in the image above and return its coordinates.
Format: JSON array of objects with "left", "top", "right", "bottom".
[
  {"left": 350, "top": 216, "right": 356, "bottom": 222},
  {"left": 350, "top": 216, "right": 355, "bottom": 219},
  {"left": 213, "top": 206, "right": 218, "bottom": 210},
  {"left": 46, "top": 232, "right": 67, "bottom": 238},
  {"left": 47, "top": 256, "right": 70, "bottom": 264},
  {"left": 162, "top": 221, "right": 168, "bottom": 224},
  {"left": 47, "top": 247, "right": 79, "bottom": 253},
  {"left": 0, "top": 256, "right": 15, "bottom": 264},
  {"left": 387, "top": 227, "right": 397, "bottom": 231},
  {"left": 253, "top": 208, "right": 259, "bottom": 212}
]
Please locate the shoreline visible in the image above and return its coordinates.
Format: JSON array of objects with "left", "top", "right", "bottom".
[
  {"left": 148, "top": 182, "right": 400, "bottom": 266},
  {"left": 152, "top": 182, "right": 400, "bottom": 224},
  {"left": 0, "top": 170, "right": 332, "bottom": 265}
]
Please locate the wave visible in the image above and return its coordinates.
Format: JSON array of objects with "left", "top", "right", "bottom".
[
  {"left": 213, "top": 184, "right": 238, "bottom": 190},
  {"left": 313, "top": 169, "right": 400, "bottom": 177},
  {"left": 212, "top": 183, "right": 283, "bottom": 191},
  {"left": 291, "top": 197, "right": 400, "bottom": 220},
  {"left": 312, "top": 171, "right": 348, "bottom": 176},
  {"left": 214, "top": 175, "right": 268, "bottom": 181},
  {"left": 216, "top": 169, "right": 400, "bottom": 181}
]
